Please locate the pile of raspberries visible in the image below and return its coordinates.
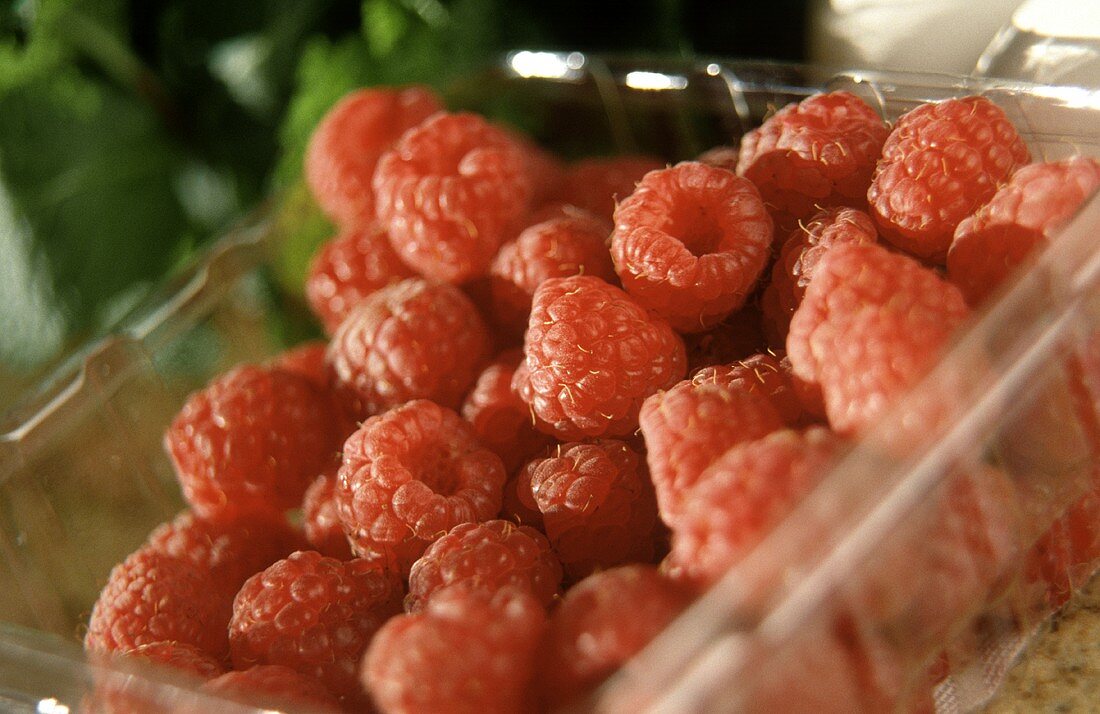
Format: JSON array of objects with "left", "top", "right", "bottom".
[{"left": 81, "top": 83, "right": 1100, "bottom": 713}]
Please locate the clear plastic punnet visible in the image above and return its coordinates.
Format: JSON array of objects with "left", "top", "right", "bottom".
[{"left": 3, "top": 53, "right": 1100, "bottom": 712}]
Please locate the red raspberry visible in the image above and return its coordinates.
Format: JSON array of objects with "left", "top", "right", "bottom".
[
  {"left": 711, "top": 353, "right": 808, "bottom": 426},
  {"left": 682, "top": 304, "right": 767, "bottom": 373},
  {"left": 948, "top": 156, "right": 1100, "bottom": 305},
  {"left": 145, "top": 510, "right": 306, "bottom": 601},
  {"left": 519, "top": 440, "right": 659, "bottom": 581},
  {"left": 373, "top": 112, "right": 533, "bottom": 283},
  {"left": 639, "top": 368, "right": 785, "bottom": 527},
  {"left": 510, "top": 130, "right": 567, "bottom": 207},
  {"left": 305, "top": 224, "right": 415, "bottom": 334},
  {"left": 269, "top": 341, "right": 360, "bottom": 442},
  {"left": 122, "top": 641, "right": 225, "bottom": 680},
  {"left": 611, "top": 162, "right": 774, "bottom": 332},
  {"left": 760, "top": 206, "right": 878, "bottom": 346},
  {"left": 305, "top": 86, "right": 442, "bottom": 227},
  {"left": 229, "top": 550, "right": 403, "bottom": 705},
  {"left": 515, "top": 275, "right": 687, "bottom": 440},
  {"left": 786, "top": 242, "right": 970, "bottom": 435},
  {"left": 460, "top": 349, "right": 555, "bottom": 474},
  {"left": 363, "top": 585, "right": 546, "bottom": 714},
  {"left": 303, "top": 468, "right": 354, "bottom": 560},
  {"left": 845, "top": 467, "right": 1022, "bottom": 652},
  {"left": 406, "top": 519, "right": 562, "bottom": 612},
  {"left": 737, "top": 91, "right": 889, "bottom": 240},
  {"left": 327, "top": 278, "right": 492, "bottom": 418},
  {"left": 538, "top": 565, "right": 693, "bottom": 708},
  {"left": 696, "top": 144, "right": 741, "bottom": 172},
  {"left": 555, "top": 155, "right": 665, "bottom": 221},
  {"left": 336, "top": 399, "right": 507, "bottom": 572},
  {"left": 500, "top": 469, "right": 547, "bottom": 530},
  {"left": 489, "top": 210, "right": 616, "bottom": 337},
  {"left": 868, "top": 95, "right": 1030, "bottom": 262},
  {"left": 164, "top": 364, "right": 340, "bottom": 519},
  {"left": 85, "top": 549, "right": 230, "bottom": 658},
  {"left": 666, "top": 427, "right": 841, "bottom": 588},
  {"left": 203, "top": 665, "right": 342, "bottom": 712}
]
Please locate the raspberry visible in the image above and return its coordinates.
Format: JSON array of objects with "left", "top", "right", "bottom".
[
  {"left": 489, "top": 210, "right": 616, "bottom": 337},
  {"left": 844, "top": 467, "right": 1022, "bottom": 652},
  {"left": 164, "top": 364, "right": 340, "bottom": 519},
  {"left": 406, "top": 519, "right": 562, "bottom": 612},
  {"left": 737, "top": 91, "right": 889, "bottom": 240},
  {"left": 305, "top": 224, "right": 415, "bottom": 334},
  {"left": 639, "top": 368, "right": 785, "bottom": 527},
  {"left": 515, "top": 275, "right": 687, "bottom": 440},
  {"left": 948, "top": 156, "right": 1100, "bottom": 305},
  {"left": 709, "top": 353, "right": 808, "bottom": 426},
  {"left": 554, "top": 155, "right": 665, "bottom": 221},
  {"left": 373, "top": 112, "right": 533, "bottom": 283},
  {"left": 500, "top": 469, "right": 547, "bottom": 530},
  {"left": 144, "top": 510, "right": 306, "bottom": 601},
  {"left": 786, "top": 242, "right": 970, "bottom": 435},
  {"left": 460, "top": 349, "right": 555, "bottom": 474},
  {"left": 868, "top": 95, "right": 1030, "bottom": 262},
  {"left": 327, "top": 278, "right": 492, "bottom": 418},
  {"left": 510, "top": 130, "right": 567, "bottom": 207},
  {"left": 120, "top": 641, "right": 225, "bottom": 680},
  {"left": 363, "top": 585, "right": 546, "bottom": 714},
  {"left": 610, "top": 162, "right": 774, "bottom": 332},
  {"left": 229, "top": 550, "right": 403, "bottom": 705},
  {"left": 666, "top": 427, "right": 841, "bottom": 588},
  {"left": 760, "top": 206, "right": 878, "bottom": 345},
  {"left": 303, "top": 468, "right": 354, "bottom": 560},
  {"left": 203, "top": 665, "right": 342, "bottom": 712},
  {"left": 269, "top": 341, "right": 361, "bottom": 441},
  {"left": 305, "top": 86, "right": 443, "bottom": 227},
  {"left": 336, "top": 399, "right": 507, "bottom": 572},
  {"left": 682, "top": 304, "right": 767, "bottom": 373},
  {"left": 696, "top": 144, "right": 741, "bottom": 172},
  {"left": 85, "top": 549, "right": 230, "bottom": 658},
  {"left": 538, "top": 565, "right": 693, "bottom": 708},
  {"left": 519, "top": 440, "right": 659, "bottom": 581}
]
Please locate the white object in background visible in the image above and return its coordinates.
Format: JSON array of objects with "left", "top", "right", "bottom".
[
  {"left": 809, "top": 0, "right": 1021, "bottom": 74},
  {"left": 976, "top": 0, "right": 1100, "bottom": 86}
]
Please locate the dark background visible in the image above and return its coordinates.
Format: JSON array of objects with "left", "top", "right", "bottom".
[{"left": 0, "top": 0, "right": 808, "bottom": 403}]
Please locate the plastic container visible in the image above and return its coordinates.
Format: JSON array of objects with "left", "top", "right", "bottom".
[
  {"left": 3, "top": 53, "right": 1100, "bottom": 712},
  {"left": 976, "top": 0, "right": 1100, "bottom": 87}
]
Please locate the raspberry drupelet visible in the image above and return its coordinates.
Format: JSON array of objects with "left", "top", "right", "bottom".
[
  {"left": 554, "top": 155, "right": 665, "bottom": 222},
  {"left": 373, "top": 112, "right": 533, "bottom": 283},
  {"left": 405, "top": 519, "right": 563, "bottom": 612},
  {"left": 144, "top": 510, "right": 306, "bottom": 602},
  {"left": 517, "top": 439, "right": 660, "bottom": 581},
  {"left": 666, "top": 427, "right": 842, "bottom": 589},
  {"left": 327, "top": 278, "right": 492, "bottom": 419},
  {"left": 948, "top": 156, "right": 1100, "bottom": 305},
  {"left": 336, "top": 399, "right": 507, "bottom": 573},
  {"left": 737, "top": 91, "right": 889, "bottom": 241},
  {"left": 760, "top": 206, "right": 878, "bottom": 346},
  {"left": 203, "top": 665, "right": 342, "bottom": 712},
  {"left": 305, "top": 223, "right": 415, "bottom": 334},
  {"left": 460, "top": 349, "right": 555, "bottom": 475},
  {"left": 305, "top": 86, "right": 443, "bottom": 227},
  {"left": 639, "top": 366, "right": 785, "bottom": 527},
  {"left": 164, "top": 364, "right": 341, "bottom": 520},
  {"left": 302, "top": 468, "right": 355, "bottom": 560},
  {"left": 786, "top": 242, "right": 970, "bottom": 436},
  {"left": 515, "top": 275, "right": 687, "bottom": 440},
  {"left": 868, "top": 95, "right": 1031, "bottom": 262},
  {"left": 538, "top": 565, "right": 694, "bottom": 709},
  {"left": 489, "top": 209, "right": 616, "bottom": 338},
  {"left": 85, "top": 549, "right": 230, "bottom": 659},
  {"left": 611, "top": 161, "right": 774, "bottom": 332},
  {"left": 228, "top": 550, "right": 403, "bottom": 706},
  {"left": 362, "top": 585, "right": 547, "bottom": 714}
]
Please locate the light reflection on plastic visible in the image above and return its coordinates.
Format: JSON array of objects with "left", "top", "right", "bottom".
[
  {"left": 1025, "top": 82, "right": 1100, "bottom": 110},
  {"left": 706, "top": 63, "right": 721, "bottom": 76},
  {"left": 508, "top": 51, "right": 585, "bottom": 80},
  {"left": 36, "top": 699, "right": 69, "bottom": 714},
  {"left": 624, "top": 71, "right": 689, "bottom": 91}
]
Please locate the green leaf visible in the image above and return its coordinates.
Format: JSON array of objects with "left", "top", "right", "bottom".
[
  {"left": 363, "top": 0, "right": 409, "bottom": 57},
  {"left": 0, "top": 70, "right": 192, "bottom": 356}
]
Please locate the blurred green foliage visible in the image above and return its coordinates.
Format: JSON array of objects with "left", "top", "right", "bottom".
[{"left": 4, "top": 0, "right": 815, "bottom": 403}]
